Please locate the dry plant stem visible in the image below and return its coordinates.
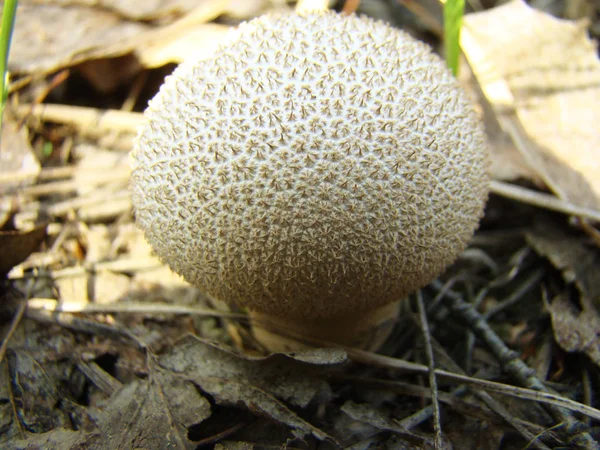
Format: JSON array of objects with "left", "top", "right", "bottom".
[
  {"left": 415, "top": 291, "right": 442, "bottom": 449},
  {"left": 341, "top": 0, "right": 361, "bottom": 15},
  {"left": 0, "top": 279, "right": 35, "bottom": 364},
  {"left": 397, "top": 0, "right": 443, "bottom": 36},
  {"left": 4, "top": 362, "right": 24, "bottom": 440},
  {"left": 26, "top": 298, "right": 247, "bottom": 320},
  {"left": 249, "top": 302, "right": 400, "bottom": 352},
  {"left": 76, "top": 360, "right": 123, "bottom": 396},
  {"left": 431, "top": 280, "right": 598, "bottom": 449},
  {"left": 25, "top": 308, "right": 146, "bottom": 349},
  {"left": 48, "top": 189, "right": 130, "bottom": 217},
  {"left": 16, "top": 103, "right": 144, "bottom": 134},
  {"left": 483, "top": 267, "right": 545, "bottom": 318},
  {"left": 295, "top": 0, "right": 329, "bottom": 12},
  {"left": 0, "top": 299, "right": 26, "bottom": 364},
  {"left": 395, "top": 386, "right": 467, "bottom": 431},
  {"left": 490, "top": 180, "right": 600, "bottom": 223},
  {"left": 429, "top": 338, "right": 552, "bottom": 449},
  {"left": 19, "top": 168, "right": 129, "bottom": 197},
  {"left": 346, "top": 348, "right": 600, "bottom": 422},
  {"left": 577, "top": 218, "right": 600, "bottom": 248}
]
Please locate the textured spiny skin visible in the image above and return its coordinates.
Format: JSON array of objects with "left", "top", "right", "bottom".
[{"left": 131, "top": 11, "right": 489, "bottom": 320}]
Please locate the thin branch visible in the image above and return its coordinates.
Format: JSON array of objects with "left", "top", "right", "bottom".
[
  {"left": 490, "top": 180, "right": 600, "bottom": 223},
  {"left": 431, "top": 280, "right": 599, "bottom": 448},
  {"left": 416, "top": 291, "right": 443, "bottom": 448},
  {"left": 346, "top": 348, "right": 600, "bottom": 423}
]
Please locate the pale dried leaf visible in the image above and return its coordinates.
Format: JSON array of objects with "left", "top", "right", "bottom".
[
  {"left": 134, "top": 0, "right": 232, "bottom": 67},
  {"left": 224, "top": 0, "right": 273, "bottom": 20},
  {"left": 96, "top": 0, "right": 222, "bottom": 21},
  {"left": 83, "top": 225, "right": 112, "bottom": 264},
  {"left": 10, "top": 4, "right": 149, "bottom": 74},
  {"left": 545, "top": 295, "right": 600, "bottom": 367},
  {"left": 137, "top": 23, "right": 231, "bottom": 68},
  {"left": 74, "top": 145, "right": 129, "bottom": 194},
  {"left": 55, "top": 272, "right": 89, "bottom": 304},
  {"left": 0, "top": 120, "right": 40, "bottom": 194},
  {"left": 92, "top": 271, "right": 130, "bottom": 304},
  {"left": 462, "top": 0, "right": 600, "bottom": 209}
]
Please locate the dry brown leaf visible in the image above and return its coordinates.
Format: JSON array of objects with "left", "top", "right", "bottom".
[
  {"left": 544, "top": 295, "right": 600, "bottom": 367},
  {"left": 10, "top": 1, "right": 231, "bottom": 76},
  {"left": 160, "top": 336, "right": 345, "bottom": 407},
  {"left": 526, "top": 222, "right": 600, "bottom": 304},
  {"left": 159, "top": 336, "right": 344, "bottom": 442},
  {"left": 95, "top": 369, "right": 209, "bottom": 450},
  {"left": 462, "top": 0, "right": 600, "bottom": 209},
  {"left": 0, "top": 225, "right": 47, "bottom": 276},
  {"left": 4, "top": 428, "right": 100, "bottom": 449},
  {"left": 340, "top": 401, "right": 434, "bottom": 448}
]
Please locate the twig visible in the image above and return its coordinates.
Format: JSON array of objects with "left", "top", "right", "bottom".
[
  {"left": 26, "top": 298, "right": 246, "bottom": 320},
  {"left": 431, "top": 280, "right": 599, "bottom": 448},
  {"left": 16, "top": 103, "right": 143, "bottom": 133},
  {"left": 25, "top": 308, "right": 147, "bottom": 349},
  {"left": 345, "top": 374, "right": 557, "bottom": 448},
  {"left": 0, "top": 300, "right": 26, "bottom": 364},
  {"left": 18, "top": 167, "right": 129, "bottom": 197},
  {"left": 346, "top": 348, "right": 600, "bottom": 423},
  {"left": 5, "top": 360, "right": 24, "bottom": 439},
  {"left": 76, "top": 360, "right": 123, "bottom": 396},
  {"left": 483, "top": 267, "right": 545, "bottom": 318},
  {"left": 341, "top": 0, "right": 361, "bottom": 15},
  {"left": 0, "top": 280, "right": 35, "bottom": 364},
  {"left": 416, "top": 291, "right": 443, "bottom": 449},
  {"left": 429, "top": 338, "right": 553, "bottom": 449},
  {"left": 490, "top": 180, "right": 600, "bottom": 223}
]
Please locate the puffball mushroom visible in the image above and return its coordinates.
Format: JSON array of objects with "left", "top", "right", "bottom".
[{"left": 131, "top": 11, "right": 489, "bottom": 352}]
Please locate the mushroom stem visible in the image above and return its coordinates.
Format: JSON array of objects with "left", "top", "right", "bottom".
[{"left": 249, "top": 301, "right": 401, "bottom": 352}]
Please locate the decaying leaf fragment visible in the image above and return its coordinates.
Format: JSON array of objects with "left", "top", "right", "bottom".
[
  {"left": 10, "top": 1, "right": 236, "bottom": 76},
  {"left": 159, "top": 336, "right": 345, "bottom": 442},
  {"left": 95, "top": 369, "right": 210, "bottom": 450},
  {"left": 544, "top": 295, "right": 600, "bottom": 367},
  {"left": 526, "top": 223, "right": 600, "bottom": 305},
  {"left": 9, "top": 4, "right": 149, "bottom": 74},
  {"left": 462, "top": 0, "right": 600, "bottom": 210}
]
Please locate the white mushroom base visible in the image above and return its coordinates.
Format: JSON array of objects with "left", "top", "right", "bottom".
[{"left": 249, "top": 301, "right": 400, "bottom": 353}]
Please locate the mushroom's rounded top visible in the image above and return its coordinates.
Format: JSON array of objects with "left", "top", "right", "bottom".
[{"left": 131, "top": 11, "right": 489, "bottom": 320}]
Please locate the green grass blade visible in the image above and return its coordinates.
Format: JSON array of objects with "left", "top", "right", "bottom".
[
  {"left": 443, "top": 0, "right": 465, "bottom": 77},
  {"left": 0, "top": 0, "right": 18, "bottom": 131}
]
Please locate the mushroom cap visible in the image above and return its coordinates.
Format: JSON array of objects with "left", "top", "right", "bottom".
[{"left": 131, "top": 11, "right": 489, "bottom": 320}]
